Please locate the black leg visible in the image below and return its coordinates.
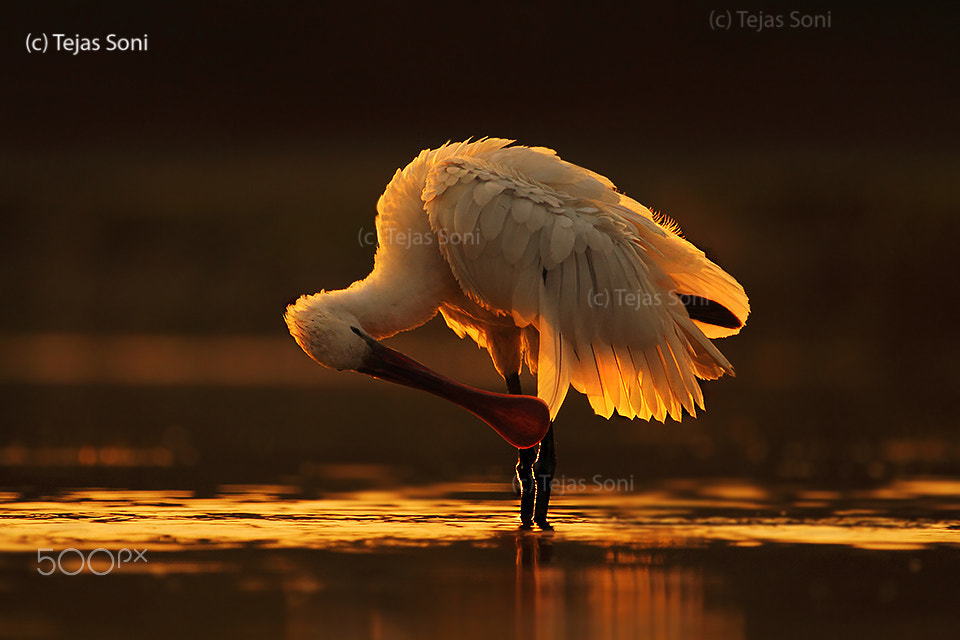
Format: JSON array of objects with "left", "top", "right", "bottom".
[
  {"left": 506, "top": 373, "right": 539, "bottom": 529},
  {"left": 505, "top": 372, "right": 522, "bottom": 395},
  {"left": 506, "top": 373, "right": 536, "bottom": 527},
  {"left": 517, "top": 442, "right": 538, "bottom": 528},
  {"left": 507, "top": 373, "right": 554, "bottom": 529},
  {"left": 533, "top": 424, "right": 555, "bottom": 529}
]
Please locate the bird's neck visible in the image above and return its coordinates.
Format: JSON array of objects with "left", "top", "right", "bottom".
[
  {"left": 328, "top": 149, "right": 465, "bottom": 340},
  {"left": 326, "top": 240, "right": 457, "bottom": 341}
]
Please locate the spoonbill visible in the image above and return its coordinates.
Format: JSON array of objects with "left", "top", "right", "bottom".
[{"left": 285, "top": 139, "right": 749, "bottom": 529}]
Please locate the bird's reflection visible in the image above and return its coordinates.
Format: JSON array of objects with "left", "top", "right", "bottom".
[
  {"left": 515, "top": 531, "right": 562, "bottom": 640},
  {"left": 513, "top": 530, "right": 744, "bottom": 640},
  {"left": 515, "top": 528, "right": 555, "bottom": 570}
]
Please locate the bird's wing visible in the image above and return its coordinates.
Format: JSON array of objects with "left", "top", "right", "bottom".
[{"left": 423, "top": 150, "right": 748, "bottom": 422}]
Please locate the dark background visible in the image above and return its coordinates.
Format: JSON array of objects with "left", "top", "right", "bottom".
[
  {"left": 1, "top": 1, "right": 958, "bottom": 490},
  {"left": 4, "top": 2, "right": 956, "bottom": 150}
]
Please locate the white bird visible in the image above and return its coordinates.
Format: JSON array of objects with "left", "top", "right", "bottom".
[{"left": 285, "top": 139, "right": 749, "bottom": 528}]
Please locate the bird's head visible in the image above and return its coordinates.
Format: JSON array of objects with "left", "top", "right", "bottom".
[{"left": 284, "top": 292, "right": 371, "bottom": 371}]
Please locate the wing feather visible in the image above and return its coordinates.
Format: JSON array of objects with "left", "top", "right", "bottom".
[
  {"left": 549, "top": 216, "right": 576, "bottom": 266},
  {"left": 479, "top": 192, "right": 509, "bottom": 240},
  {"left": 613, "top": 195, "right": 749, "bottom": 338},
  {"left": 422, "top": 146, "right": 747, "bottom": 421},
  {"left": 511, "top": 197, "right": 533, "bottom": 224},
  {"left": 454, "top": 185, "right": 482, "bottom": 237},
  {"left": 526, "top": 203, "right": 547, "bottom": 231},
  {"left": 500, "top": 209, "right": 531, "bottom": 264},
  {"left": 473, "top": 180, "right": 505, "bottom": 207}
]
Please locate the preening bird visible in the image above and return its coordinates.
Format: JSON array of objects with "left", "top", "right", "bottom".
[{"left": 285, "top": 139, "right": 749, "bottom": 528}]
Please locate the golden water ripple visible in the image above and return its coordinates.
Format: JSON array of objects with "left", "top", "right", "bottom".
[{"left": 2, "top": 477, "right": 958, "bottom": 556}]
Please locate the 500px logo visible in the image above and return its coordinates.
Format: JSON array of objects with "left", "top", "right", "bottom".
[{"left": 37, "top": 548, "right": 147, "bottom": 576}]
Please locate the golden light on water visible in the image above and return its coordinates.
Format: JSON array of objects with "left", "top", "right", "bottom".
[
  {"left": 3, "top": 479, "right": 959, "bottom": 555},
  {"left": 6, "top": 480, "right": 957, "bottom": 639}
]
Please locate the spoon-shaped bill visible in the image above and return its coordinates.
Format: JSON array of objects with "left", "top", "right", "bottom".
[{"left": 353, "top": 330, "right": 550, "bottom": 449}]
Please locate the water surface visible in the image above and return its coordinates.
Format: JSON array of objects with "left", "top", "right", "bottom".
[{"left": 2, "top": 478, "right": 959, "bottom": 639}]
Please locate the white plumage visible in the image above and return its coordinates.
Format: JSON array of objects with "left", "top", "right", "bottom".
[
  {"left": 288, "top": 138, "right": 748, "bottom": 425},
  {"left": 285, "top": 138, "right": 748, "bottom": 527},
  {"left": 432, "top": 139, "right": 749, "bottom": 421}
]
